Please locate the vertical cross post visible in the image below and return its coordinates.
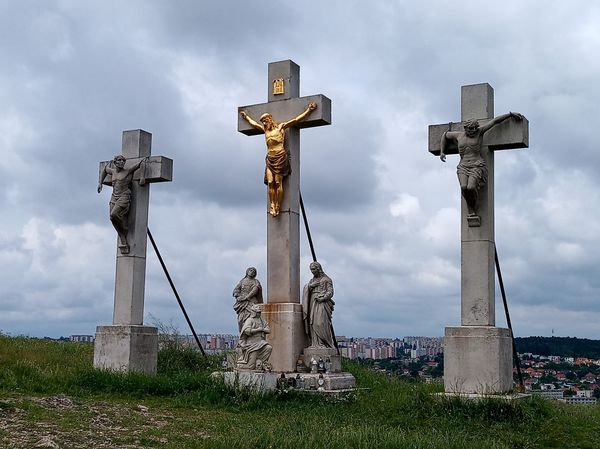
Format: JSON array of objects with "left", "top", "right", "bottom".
[
  {"left": 460, "top": 84, "right": 496, "bottom": 326},
  {"left": 238, "top": 61, "right": 331, "bottom": 371},
  {"left": 428, "top": 84, "right": 529, "bottom": 394},
  {"left": 94, "top": 129, "right": 173, "bottom": 374}
]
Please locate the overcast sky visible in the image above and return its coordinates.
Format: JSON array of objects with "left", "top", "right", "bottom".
[{"left": 1, "top": 1, "right": 599, "bottom": 339}]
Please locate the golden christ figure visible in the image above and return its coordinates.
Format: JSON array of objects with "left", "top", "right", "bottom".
[{"left": 240, "top": 102, "right": 317, "bottom": 217}]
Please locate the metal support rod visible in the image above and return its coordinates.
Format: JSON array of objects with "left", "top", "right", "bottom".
[
  {"left": 299, "top": 191, "right": 317, "bottom": 263},
  {"left": 147, "top": 228, "right": 206, "bottom": 357},
  {"left": 299, "top": 191, "right": 339, "bottom": 354},
  {"left": 495, "top": 245, "right": 524, "bottom": 391}
]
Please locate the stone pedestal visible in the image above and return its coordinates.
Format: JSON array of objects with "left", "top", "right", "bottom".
[
  {"left": 443, "top": 326, "right": 513, "bottom": 394},
  {"left": 303, "top": 346, "right": 342, "bottom": 373},
  {"left": 93, "top": 325, "right": 158, "bottom": 374},
  {"left": 261, "top": 303, "right": 306, "bottom": 372},
  {"left": 214, "top": 371, "right": 355, "bottom": 392}
]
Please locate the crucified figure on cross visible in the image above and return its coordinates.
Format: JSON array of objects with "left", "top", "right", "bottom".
[
  {"left": 440, "top": 111, "right": 523, "bottom": 220},
  {"left": 240, "top": 102, "right": 317, "bottom": 217},
  {"left": 97, "top": 154, "right": 148, "bottom": 254}
]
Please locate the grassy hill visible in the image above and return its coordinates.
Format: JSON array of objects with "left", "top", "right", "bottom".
[{"left": 0, "top": 335, "right": 599, "bottom": 449}]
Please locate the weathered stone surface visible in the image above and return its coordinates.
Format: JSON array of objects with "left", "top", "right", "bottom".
[
  {"left": 461, "top": 240, "right": 495, "bottom": 326},
  {"left": 428, "top": 83, "right": 529, "bottom": 394},
  {"left": 298, "top": 372, "right": 356, "bottom": 391},
  {"left": 261, "top": 303, "right": 306, "bottom": 372},
  {"left": 100, "top": 156, "right": 173, "bottom": 185},
  {"left": 238, "top": 95, "right": 331, "bottom": 136},
  {"left": 303, "top": 347, "right": 341, "bottom": 373},
  {"left": 302, "top": 261, "right": 336, "bottom": 349},
  {"left": 215, "top": 371, "right": 279, "bottom": 391},
  {"left": 267, "top": 199, "right": 300, "bottom": 303},
  {"left": 113, "top": 255, "right": 147, "bottom": 325},
  {"left": 237, "top": 60, "right": 331, "bottom": 373},
  {"left": 214, "top": 371, "right": 355, "bottom": 392},
  {"left": 443, "top": 326, "right": 513, "bottom": 394},
  {"left": 93, "top": 325, "right": 158, "bottom": 374},
  {"left": 236, "top": 304, "right": 272, "bottom": 370},
  {"left": 94, "top": 129, "right": 172, "bottom": 373},
  {"left": 232, "top": 267, "right": 263, "bottom": 332}
]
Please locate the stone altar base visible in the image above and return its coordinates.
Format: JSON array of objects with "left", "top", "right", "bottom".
[
  {"left": 215, "top": 371, "right": 355, "bottom": 392},
  {"left": 444, "top": 326, "right": 513, "bottom": 394},
  {"left": 261, "top": 303, "right": 306, "bottom": 372},
  {"left": 93, "top": 325, "right": 158, "bottom": 374},
  {"left": 434, "top": 392, "right": 531, "bottom": 401},
  {"left": 303, "top": 346, "right": 342, "bottom": 372}
]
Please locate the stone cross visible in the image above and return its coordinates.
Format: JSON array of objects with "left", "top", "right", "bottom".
[
  {"left": 237, "top": 60, "right": 331, "bottom": 371},
  {"left": 94, "top": 129, "right": 172, "bottom": 373},
  {"left": 428, "top": 84, "right": 529, "bottom": 393}
]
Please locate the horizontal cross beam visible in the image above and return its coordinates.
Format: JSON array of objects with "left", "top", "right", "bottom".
[
  {"left": 428, "top": 116, "right": 529, "bottom": 156},
  {"left": 99, "top": 156, "right": 173, "bottom": 186},
  {"left": 237, "top": 94, "right": 331, "bottom": 136}
]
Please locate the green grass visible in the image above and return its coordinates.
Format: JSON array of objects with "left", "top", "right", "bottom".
[{"left": 0, "top": 335, "right": 599, "bottom": 449}]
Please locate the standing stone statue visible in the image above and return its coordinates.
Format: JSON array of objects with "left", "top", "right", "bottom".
[
  {"left": 97, "top": 154, "right": 148, "bottom": 253},
  {"left": 302, "top": 261, "right": 335, "bottom": 349},
  {"left": 237, "top": 304, "right": 272, "bottom": 370},
  {"left": 239, "top": 102, "right": 317, "bottom": 217},
  {"left": 440, "top": 112, "right": 523, "bottom": 223},
  {"left": 232, "top": 267, "right": 263, "bottom": 332}
]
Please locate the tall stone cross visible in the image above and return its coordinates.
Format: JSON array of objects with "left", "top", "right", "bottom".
[
  {"left": 428, "top": 84, "right": 529, "bottom": 394},
  {"left": 237, "top": 60, "right": 331, "bottom": 371},
  {"left": 94, "top": 129, "right": 173, "bottom": 374}
]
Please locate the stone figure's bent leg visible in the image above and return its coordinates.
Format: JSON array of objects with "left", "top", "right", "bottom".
[
  {"left": 265, "top": 168, "right": 277, "bottom": 216},
  {"left": 110, "top": 202, "right": 130, "bottom": 251},
  {"left": 458, "top": 172, "right": 476, "bottom": 216},
  {"left": 458, "top": 172, "right": 469, "bottom": 190},
  {"left": 274, "top": 174, "right": 284, "bottom": 215}
]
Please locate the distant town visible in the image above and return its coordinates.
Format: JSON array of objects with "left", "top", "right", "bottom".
[{"left": 66, "top": 333, "right": 600, "bottom": 404}]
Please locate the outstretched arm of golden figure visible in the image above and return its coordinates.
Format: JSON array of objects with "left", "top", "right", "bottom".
[
  {"left": 480, "top": 111, "right": 524, "bottom": 134},
  {"left": 240, "top": 110, "right": 265, "bottom": 132},
  {"left": 281, "top": 102, "right": 317, "bottom": 129}
]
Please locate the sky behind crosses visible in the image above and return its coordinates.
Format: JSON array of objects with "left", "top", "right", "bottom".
[{"left": 1, "top": 1, "right": 599, "bottom": 339}]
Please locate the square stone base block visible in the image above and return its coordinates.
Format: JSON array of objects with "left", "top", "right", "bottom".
[
  {"left": 261, "top": 303, "right": 306, "bottom": 372},
  {"left": 93, "top": 325, "right": 158, "bottom": 374},
  {"left": 303, "top": 346, "right": 342, "bottom": 373},
  {"left": 444, "top": 326, "right": 513, "bottom": 394}
]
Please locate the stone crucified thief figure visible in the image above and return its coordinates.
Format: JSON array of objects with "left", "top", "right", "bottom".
[
  {"left": 440, "top": 111, "right": 523, "bottom": 221},
  {"left": 97, "top": 154, "right": 148, "bottom": 254},
  {"left": 240, "top": 102, "right": 317, "bottom": 217}
]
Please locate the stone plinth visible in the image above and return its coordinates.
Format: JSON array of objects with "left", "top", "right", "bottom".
[
  {"left": 214, "top": 371, "right": 355, "bottom": 392},
  {"left": 93, "top": 325, "right": 158, "bottom": 374},
  {"left": 261, "top": 303, "right": 306, "bottom": 372},
  {"left": 303, "top": 347, "right": 342, "bottom": 373},
  {"left": 443, "top": 326, "right": 512, "bottom": 394}
]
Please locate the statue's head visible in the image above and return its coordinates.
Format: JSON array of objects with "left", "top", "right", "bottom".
[
  {"left": 464, "top": 119, "right": 480, "bottom": 137},
  {"left": 113, "top": 154, "right": 126, "bottom": 169},
  {"left": 309, "top": 261, "right": 323, "bottom": 276},
  {"left": 245, "top": 267, "right": 257, "bottom": 278},
  {"left": 260, "top": 113, "right": 275, "bottom": 130}
]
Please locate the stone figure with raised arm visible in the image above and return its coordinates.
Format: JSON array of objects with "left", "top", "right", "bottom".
[
  {"left": 239, "top": 102, "right": 317, "bottom": 217},
  {"left": 236, "top": 304, "right": 272, "bottom": 370},
  {"left": 302, "top": 261, "right": 335, "bottom": 349},
  {"left": 232, "top": 267, "right": 263, "bottom": 332},
  {"left": 97, "top": 154, "right": 148, "bottom": 254},
  {"left": 440, "top": 111, "right": 523, "bottom": 220}
]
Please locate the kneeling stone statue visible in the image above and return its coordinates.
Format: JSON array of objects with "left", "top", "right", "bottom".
[{"left": 236, "top": 304, "right": 272, "bottom": 370}]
